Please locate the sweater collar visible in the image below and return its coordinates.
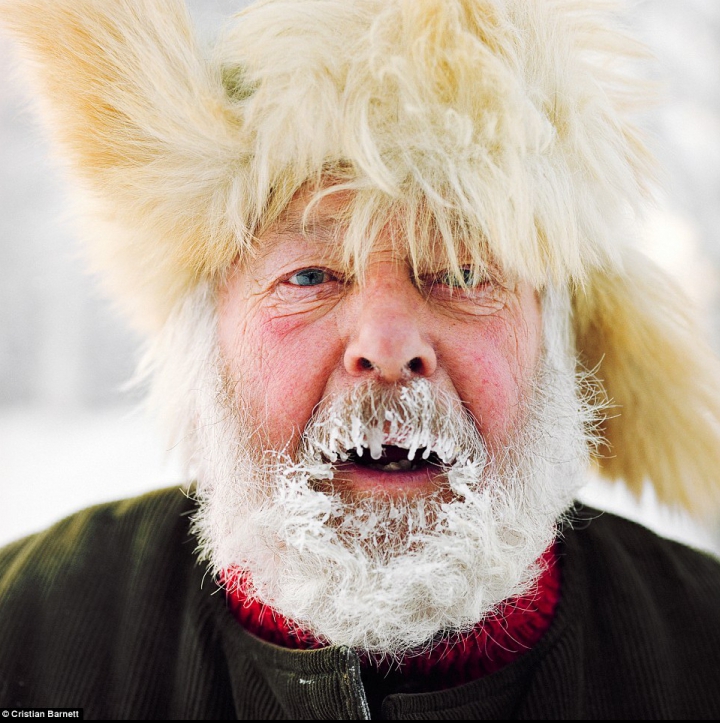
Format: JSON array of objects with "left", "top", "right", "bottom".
[
  {"left": 224, "top": 542, "right": 560, "bottom": 690},
  {"left": 203, "top": 536, "right": 576, "bottom": 720}
]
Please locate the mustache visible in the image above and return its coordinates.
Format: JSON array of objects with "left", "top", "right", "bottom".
[{"left": 297, "top": 378, "right": 488, "bottom": 471}]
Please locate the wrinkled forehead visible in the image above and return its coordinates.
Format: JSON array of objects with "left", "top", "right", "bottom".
[{"left": 249, "top": 177, "right": 503, "bottom": 283}]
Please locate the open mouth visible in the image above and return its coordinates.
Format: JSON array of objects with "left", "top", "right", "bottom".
[{"left": 343, "top": 445, "right": 445, "bottom": 473}]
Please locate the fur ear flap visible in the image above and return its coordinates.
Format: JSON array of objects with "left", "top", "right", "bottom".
[
  {"left": 574, "top": 251, "right": 720, "bottom": 516},
  {"left": 0, "top": 0, "right": 249, "bottom": 330}
]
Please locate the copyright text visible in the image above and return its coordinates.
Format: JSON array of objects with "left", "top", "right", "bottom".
[{"left": 1, "top": 711, "right": 82, "bottom": 719}]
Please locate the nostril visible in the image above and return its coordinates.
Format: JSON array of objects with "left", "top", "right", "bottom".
[
  {"left": 407, "top": 357, "right": 423, "bottom": 373},
  {"left": 359, "top": 357, "right": 374, "bottom": 370}
]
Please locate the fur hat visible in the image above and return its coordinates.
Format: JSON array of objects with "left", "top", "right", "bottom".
[{"left": 2, "top": 0, "right": 720, "bottom": 514}]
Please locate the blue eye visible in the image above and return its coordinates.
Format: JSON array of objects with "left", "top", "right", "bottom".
[
  {"left": 438, "top": 267, "right": 484, "bottom": 288},
  {"left": 288, "top": 268, "right": 332, "bottom": 286}
]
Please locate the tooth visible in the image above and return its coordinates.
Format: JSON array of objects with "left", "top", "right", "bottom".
[{"left": 369, "top": 459, "right": 418, "bottom": 472}]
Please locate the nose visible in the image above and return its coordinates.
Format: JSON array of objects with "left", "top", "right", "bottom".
[{"left": 343, "top": 277, "right": 437, "bottom": 383}]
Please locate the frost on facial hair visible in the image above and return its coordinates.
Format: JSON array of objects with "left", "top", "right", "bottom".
[
  {"left": 183, "top": 283, "right": 600, "bottom": 656},
  {"left": 301, "top": 378, "right": 486, "bottom": 476},
  {"left": 193, "top": 341, "right": 598, "bottom": 655},
  {"left": 261, "top": 378, "right": 490, "bottom": 553}
]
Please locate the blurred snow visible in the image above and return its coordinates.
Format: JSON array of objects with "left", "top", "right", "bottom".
[
  {"left": 1, "top": 1, "right": 719, "bottom": 552},
  {"left": 577, "top": 474, "right": 720, "bottom": 555},
  {"left": 0, "top": 406, "right": 184, "bottom": 546}
]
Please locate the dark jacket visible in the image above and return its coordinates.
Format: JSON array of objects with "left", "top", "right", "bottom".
[{"left": 1, "top": 487, "right": 719, "bottom": 720}]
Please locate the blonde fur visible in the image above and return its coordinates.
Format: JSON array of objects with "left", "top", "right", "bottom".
[
  {"left": 2, "top": 0, "right": 719, "bottom": 513},
  {"left": 574, "top": 252, "right": 720, "bottom": 514}
]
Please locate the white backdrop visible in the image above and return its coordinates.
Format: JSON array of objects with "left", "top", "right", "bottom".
[{"left": 1, "top": 0, "right": 719, "bottom": 552}]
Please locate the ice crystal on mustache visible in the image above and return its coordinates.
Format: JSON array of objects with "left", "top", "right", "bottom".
[{"left": 296, "top": 378, "right": 488, "bottom": 493}]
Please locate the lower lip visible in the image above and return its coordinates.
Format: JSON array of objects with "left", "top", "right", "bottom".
[{"left": 327, "top": 462, "right": 445, "bottom": 496}]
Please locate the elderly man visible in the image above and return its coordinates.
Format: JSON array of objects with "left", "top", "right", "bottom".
[{"left": 1, "top": 0, "right": 720, "bottom": 719}]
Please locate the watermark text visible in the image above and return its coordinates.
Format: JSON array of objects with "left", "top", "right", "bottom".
[{"left": 1, "top": 710, "right": 82, "bottom": 719}]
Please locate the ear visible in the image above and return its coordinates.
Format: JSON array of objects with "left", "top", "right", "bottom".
[
  {"left": 0, "top": 0, "right": 249, "bottom": 330},
  {"left": 573, "top": 250, "right": 720, "bottom": 516}
]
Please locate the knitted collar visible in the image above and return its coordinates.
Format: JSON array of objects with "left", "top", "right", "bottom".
[{"left": 224, "top": 542, "right": 560, "bottom": 690}]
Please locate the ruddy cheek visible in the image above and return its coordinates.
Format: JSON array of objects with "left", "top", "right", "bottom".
[
  {"left": 244, "top": 312, "right": 339, "bottom": 450},
  {"left": 465, "top": 361, "right": 518, "bottom": 440},
  {"left": 442, "top": 317, "right": 526, "bottom": 449},
  {"left": 464, "top": 304, "right": 540, "bottom": 445}
]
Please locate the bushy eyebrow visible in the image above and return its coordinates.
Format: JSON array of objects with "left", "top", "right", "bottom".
[
  {"left": 251, "top": 214, "right": 346, "bottom": 272},
  {"left": 266, "top": 208, "right": 305, "bottom": 237},
  {"left": 275, "top": 210, "right": 345, "bottom": 239}
]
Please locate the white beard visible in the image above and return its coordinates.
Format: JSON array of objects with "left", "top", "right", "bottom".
[{"left": 181, "top": 287, "right": 597, "bottom": 658}]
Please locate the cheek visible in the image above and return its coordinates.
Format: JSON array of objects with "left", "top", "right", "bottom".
[
  {"left": 218, "top": 298, "right": 340, "bottom": 450},
  {"left": 456, "top": 348, "right": 521, "bottom": 446},
  {"left": 445, "top": 311, "right": 541, "bottom": 450}
]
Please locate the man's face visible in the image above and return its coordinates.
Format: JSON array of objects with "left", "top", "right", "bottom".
[
  {"left": 218, "top": 190, "right": 543, "bottom": 499},
  {"left": 194, "top": 189, "right": 590, "bottom": 656}
]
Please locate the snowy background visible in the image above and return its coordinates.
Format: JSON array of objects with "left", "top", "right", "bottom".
[{"left": 1, "top": 0, "right": 719, "bottom": 552}]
